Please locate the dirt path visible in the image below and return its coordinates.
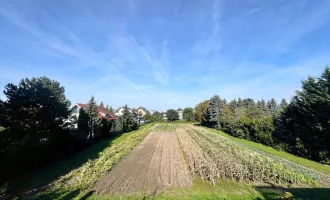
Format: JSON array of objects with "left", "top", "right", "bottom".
[{"left": 94, "top": 131, "right": 192, "bottom": 195}]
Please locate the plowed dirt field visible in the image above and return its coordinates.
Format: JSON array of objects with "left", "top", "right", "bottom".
[{"left": 94, "top": 131, "right": 192, "bottom": 195}]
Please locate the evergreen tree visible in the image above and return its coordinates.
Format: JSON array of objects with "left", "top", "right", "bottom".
[
  {"left": 267, "top": 98, "right": 278, "bottom": 115},
  {"left": 277, "top": 67, "right": 330, "bottom": 161},
  {"left": 115, "top": 116, "right": 123, "bottom": 131},
  {"left": 0, "top": 77, "right": 71, "bottom": 179},
  {"left": 100, "top": 101, "right": 104, "bottom": 107},
  {"left": 229, "top": 99, "right": 238, "bottom": 112},
  {"left": 105, "top": 104, "right": 109, "bottom": 110},
  {"left": 77, "top": 108, "right": 89, "bottom": 139},
  {"left": 121, "top": 105, "right": 137, "bottom": 132},
  {"left": 86, "top": 96, "right": 99, "bottom": 140},
  {"left": 205, "top": 95, "right": 224, "bottom": 128},
  {"left": 280, "top": 98, "right": 288, "bottom": 108},
  {"left": 109, "top": 106, "right": 114, "bottom": 114},
  {"left": 260, "top": 99, "right": 268, "bottom": 114},
  {"left": 237, "top": 98, "right": 243, "bottom": 107},
  {"left": 242, "top": 98, "right": 254, "bottom": 108}
]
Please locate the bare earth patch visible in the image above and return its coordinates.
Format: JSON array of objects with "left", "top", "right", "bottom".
[{"left": 94, "top": 131, "right": 192, "bottom": 195}]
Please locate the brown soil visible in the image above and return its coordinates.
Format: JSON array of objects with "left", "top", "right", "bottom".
[{"left": 94, "top": 131, "right": 192, "bottom": 195}]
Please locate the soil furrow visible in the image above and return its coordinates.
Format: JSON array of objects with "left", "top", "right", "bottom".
[{"left": 94, "top": 131, "right": 192, "bottom": 195}]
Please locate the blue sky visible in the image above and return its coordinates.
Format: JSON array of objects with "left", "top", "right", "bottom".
[{"left": 0, "top": 0, "right": 329, "bottom": 111}]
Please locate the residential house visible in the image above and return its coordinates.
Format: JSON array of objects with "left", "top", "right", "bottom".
[
  {"left": 115, "top": 106, "right": 138, "bottom": 123},
  {"left": 114, "top": 107, "right": 126, "bottom": 116},
  {"left": 70, "top": 103, "right": 116, "bottom": 128},
  {"left": 137, "top": 107, "right": 149, "bottom": 116},
  {"left": 136, "top": 107, "right": 150, "bottom": 122},
  {"left": 148, "top": 110, "right": 156, "bottom": 115},
  {"left": 161, "top": 112, "right": 167, "bottom": 121},
  {"left": 177, "top": 110, "right": 183, "bottom": 120}
]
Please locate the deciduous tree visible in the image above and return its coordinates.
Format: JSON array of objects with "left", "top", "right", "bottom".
[
  {"left": 151, "top": 111, "right": 162, "bottom": 122},
  {"left": 195, "top": 100, "right": 209, "bottom": 123},
  {"left": 166, "top": 109, "right": 179, "bottom": 121},
  {"left": 183, "top": 107, "right": 194, "bottom": 121}
]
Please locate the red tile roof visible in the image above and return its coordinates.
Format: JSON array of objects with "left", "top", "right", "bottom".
[{"left": 77, "top": 103, "right": 116, "bottom": 120}]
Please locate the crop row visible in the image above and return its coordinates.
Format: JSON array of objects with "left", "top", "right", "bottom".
[
  {"left": 178, "top": 125, "right": 329, "bottom": 186},
  {"left": 153, "top": 123, "right": 179, "bottom": 132},
  {"left": 176, "top": 128, "right": 219, "bottom": 184}
]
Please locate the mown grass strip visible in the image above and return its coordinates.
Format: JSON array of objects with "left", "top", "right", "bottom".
[
  {"left": 203, "top": 126, "right": 330, "bottom": 175},
  {"left": 87, "top": 177, "right": 267, "bottom": 200}
]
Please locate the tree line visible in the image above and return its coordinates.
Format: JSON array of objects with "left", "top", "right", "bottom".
[
  {"left": 143, "top": 108, "right": 195, "bottom": 122},
  {"left": 0, "top": 77, "right": 137, "bottom": 184},
  {"left": 196, "top": 66, "right": 330, "bottom": 164}
]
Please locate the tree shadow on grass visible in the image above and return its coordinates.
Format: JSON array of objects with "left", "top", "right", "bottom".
[
  {"left": 256, "top": 186, "right": 330, "bottom": 200},
  {"left": 29, "top": 189, "right": 95, "bottom": 200},
  {"left": 3, "top": 133, "right": 122, "bottom": 200},
  {"left": 31, "top": 189, "right": 81, "bottom": 200}
]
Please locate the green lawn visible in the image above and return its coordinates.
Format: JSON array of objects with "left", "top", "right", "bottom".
[{"left": 205, "top": 127, "right": 330, "bottom": 175}]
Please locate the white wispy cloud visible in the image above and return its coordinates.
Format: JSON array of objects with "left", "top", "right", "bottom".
[
  {"left": 0, "top": 1, "right": 148, "bottom": 96},
  {"left": 1, "top": 0, "right": 330, "bottom": 110}
]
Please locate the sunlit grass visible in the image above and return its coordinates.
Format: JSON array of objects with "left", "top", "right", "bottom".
[{"left": 88, "top": 178, "right": 269, "bottom": 200}]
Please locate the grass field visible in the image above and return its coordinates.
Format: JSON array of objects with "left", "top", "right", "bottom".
[{"left": 2, "top": 123, "right": 330, "bottom": 200}]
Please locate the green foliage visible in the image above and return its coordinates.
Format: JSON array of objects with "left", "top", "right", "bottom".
[
  {"left": 183, "top": 107, "right": 194, "bottom": 121},
  {"left": 86, "top": 96, "right": 100, "bottom": 140},
  {"left": 205, "top": 95, "right": 225, "bottom": 128},
  {"left": 151, "top": 111, "right": 162, "bottom": 122},
  {"left": 195, "top": 100, "right": 209, "bottom": 122},
  {"left": 115, "top": 115, "right": 124, "bottom": 131},
  {"left": 77, "top": 108, "right": 89, "bottom": 139},
  {"left": 100, "top": 101, "right": 104, "bottom": 107},
  {"left": 166, "top": 109, "right": 179, "bottom": 121},
  {"left": 77, "top": 100, "right": 114, "bottom": 142},
  {"left": 121, "top": 105, "right": 138, "bottom": 132},
  {"left": 277, "top": 192, "right": 294, "bottom": 200},
  {"left": 274, "top": 66, "right": 330, "bottom": 162},
  {"left": 0, "top": 77, "right": 73, "bottom": 182},
  {"left": 142, "top": 113, "right": 152, "bottom": 122},
  {"left": 200, "top": 96, "right": 283, "bottom": 160},
  {"left": 99, "top": 118, "right": 113, "bottom": 138},
  {"left": 267, "top": 98, "right": 278, "bottom": 116}
]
